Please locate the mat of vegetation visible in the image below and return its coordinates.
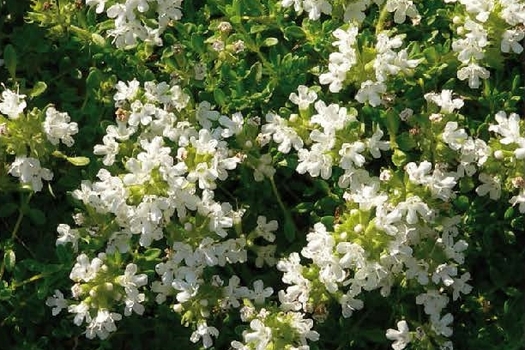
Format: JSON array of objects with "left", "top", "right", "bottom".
[{"left": 0, "top": 0, "right": 524, "bottom": 349}]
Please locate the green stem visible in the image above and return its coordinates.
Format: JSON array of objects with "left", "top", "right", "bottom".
[
  {"left": 0, "top": 195, "right": 28, "bottom": 280},
  {"left": 270, "top": 176, "right": 287, "bottom": 218},
  {"left": 375, "top": 3, "right": 390, "bottom": 35},
  {"left": 11, "top": 272, "right": 46, "bottom": 289}
]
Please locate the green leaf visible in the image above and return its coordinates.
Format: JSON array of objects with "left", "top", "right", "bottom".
[
  {"left": 143, "top": 248, "right": 162, "bottom": 261},
  {"left": 3, "top": 249, "right": 16, "bottom": 272},
  {"left": 320, "top": 216, "right": 335, "bottom": 230},
  {"left": 396, "top": 133, "right": 416, "bottom": 151},
  {"left": 391, "top": 149, "right": 408, "bottom": 167},
  {"left": 459, "top": 177, "right": 475, "bottom": 193},
  {"left": 261, "top": 37, "right": 279, "bottom": 47},
  {"left": 91, "top": 33, "right": 106, "bottom": 46},
  {"left": 283, "top": 26, "right": 306, "bottom": 40},
  {"left": 191, "top": 33, "right": 205, "bottom": 54},
  {"left": 250, "top": 24, "right": 268, "bottom": 34},
  {"left": 86, "top": 68, "right": 103, "bottom": 90},
  {"left": 213, "top": 88, "right": 227, "bottom": 106},
  {"left": 66, "top": 156, "right": 90, "bottom": 166},
  {"left": 0, "top": 202, "right": 18, "bottom": 218},
  {"left": 283, "top": 215, "right": 295, "bottom": 242},
  {"left": 3, "top": 44, "right": 17, "bottom": 78},
  {"left": 56, "top": 244, "right": 73, "bottom": 263},
  {"left": 29, "top": 81, "right": 47, "bottom": 97},
  {"left": 294, "top": 202, "right": 313, "bottom": 214},
  {"left": 0, "top": 280, "right": 12, "bottom": 301},
  {"left": 453, "top": 195, "right": 470, "bottom": 211},
  {"left": 28, "top": 208, "right": 46, "bottom": 225}
]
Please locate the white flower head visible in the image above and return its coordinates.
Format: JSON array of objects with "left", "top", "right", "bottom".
[
  {"left": 8, "top": 156, "right": 53, "bottom": 192},
  {"left": 386, "top": 320, "right": 411, "bottom": 350},
  {"left": 0, "top": 88, "right": 26, "bottom": 119},
  {"left": 355, "top": 80, "right": 387, "bottom": 107},
  {"left": 46, "top": 289, "right": 68, "bottom": 316},
  {"left": 457, "top": 63, "right": 490, "bottom": 89},
  {"left": 424, "top": 90, "right": 464, "bottom": 114},
  {"left": 289, "top": 85, "right": 318, "bottom": 110},
  {"left": 501, "top": 29, "right": 525, "bottom": 54},
  {"left": 190, "top": 321, "right": 219, "bottom": 348},
  {"left": 43, "top": 106, "right": 79, "bottom": 147}
]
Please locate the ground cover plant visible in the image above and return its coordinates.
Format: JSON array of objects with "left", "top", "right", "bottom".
[{"left": 0, "top": 0, "right": 524, "bottom": 349}]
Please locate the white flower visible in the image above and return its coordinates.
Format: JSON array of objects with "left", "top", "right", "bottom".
[
  {"left": 187, "top": 162, "right": 219, "bottom": 189},
  {"left": 339, "top": 292, "right": 364, "bottom": 317},
  {"left": 397, "top": 196, "right": 433, "bottom": 224},
  {"left": 70, "top": 253, "right": 105, "bottom": 282},
  {"left": 424, "top": 90, "right": 464, "bottom": 114},
  {"left": 85, "top": 0, "right": 107, "bottom": 13},
  {"left": 0, "top": 89, "right": 26, "bottom": 119},
  {"left": 415, "top": 290, "right": 449, "bottom": 316},
  {"left": 385, "top": 0, "right": 418, "bottom": 24},
  {"left": 509, "top": 188, "right": 525, "bottom": 213},
  {"left": 43, "top": 106, "right": 78, "bottom": 147},
  {"left": 489, "top": 111, "right": 522, "bottom": 145},
  {"left": 339, "top": 141, "right": 366, "bottom": 169},
  {"left": 253, "top": 153, "right": 276, "bottom": 181},
  {"left": 289, "top": 85, "right": 317, "bottom": 110},
  {"left": 355, "top": 80, "right": 386, "bottom": 106},
  {"left": 450, "top": 272, "right": 473, "bottom": 300},
  {"left": 254, "top": 245, "right": 277, "bottom": 268},
  {"left": 113, "top": 79, "right": 140, "bottom": 105},
  {"left": 319, "top": 58, "right": 352, "bottom": 93},
  {"left": 123, "top": 287, "right": 146, "bottom": 316},
  {"left": 430, "top": 313, "right": 454, "bottom": 337},
  {"left": 475, "top": 173, "right": 501, "bottom": 199},
  {"left": 282, "top": 0, "right": 303, "bottom": 14},
  {"left": 56, "top": 224, "right": 79, "bottom": 251},
  {"left": 386, "top": 320, "right": 411, "bottom": 350},
  {"left": 93, "top": 135, "right": 119, "bottom": 166},
  {"left": 303, "top": 0, "right": 332, "bottom": 20},
  {"left": 156, "top": 0, "right": 183, "bottom": 29},
  {"left": 249, "top": 280, "right": 273, "bottom": 305},
  {"left": 442, "top": 122, "right": 468, "bottom": 151},
  {"left": 116, "top": 263, "right": 148, "bottom": 293},
  {"left": 457, "top": 63, "right": 490, "bottom": 89},
  {"left": 219, "top": 112, "right": 244, "bottom": 138},
  {"left": 172, "top": 268, "right": 202, "bottom": 303},
  {"left": 260, "top": 112, "right": 304, "bottom": 153},
  {"left": 296, "top": 143, "right": 333, "bottom": 179},
  {"left": 461, "top": 0, "right": 494, "bottom": 22},
  {"left": 254, "top": 216, "right": 278, "bottom": 242},
  {"left": 367, "top": 128, "right": 390, "bottom": 158},
  {"left": 8, "top": 156, "right": 53, "bottom": 192},
  {"left": 46, "top": 289, "right": 68, "bottom": 316},
  {"left": 343, "top": 0, "right": 369, "bottom": 22},
  {"left": 332, "top": 25, "right": 359, "bottom": 54},
  {"left": 432, "top": 263, "right": 457, "bottom": 287},
  {"left": 85, "top": 309, "right": 122, "bottom": 339},
  {"left": 244, "top": 318, "right": 273, "bottom": 350},
  {"left": 311, "top": 100, "right": 355, "bottom": 133},
  {"left": 501, "top": 29, "right": 525, "bottom": 54},
  {"left": 68, "top": 301, "right": 91, "bottom": 326},
  {"left": 190, "top": 321, "right": 219, "bottom": 348}
]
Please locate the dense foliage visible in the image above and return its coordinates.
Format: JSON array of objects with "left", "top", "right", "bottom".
[{"left": 0, "top": 0, "right": 524, "bottom": 349}]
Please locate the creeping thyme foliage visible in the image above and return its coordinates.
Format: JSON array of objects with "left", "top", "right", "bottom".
[{"left": 0, "top": 0, "right": 524, "bottom": 349}]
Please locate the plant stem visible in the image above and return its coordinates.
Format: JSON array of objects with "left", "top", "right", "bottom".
[
  {"left": 0, "top": 195, "right": 27, "bottom": 280},
  {"left": 270, "top": 176, "right": 287, "bottom": 218},
  {"left": 375, "top": 4, "right": 390, "bottom": 35}
]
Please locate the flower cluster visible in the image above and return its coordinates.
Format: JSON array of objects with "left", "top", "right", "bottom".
[
  {"left": 85, "top": 0, "right": 184, "bottom": 48},
  {"left": 35, "top": 0, "right": 525, "bottom": 349},
  {"left": 451, "top": 0, "right": 525, "bottom": 88},
  {"left": 0, "top": 88, "right": 78, "bottom": 192}
]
